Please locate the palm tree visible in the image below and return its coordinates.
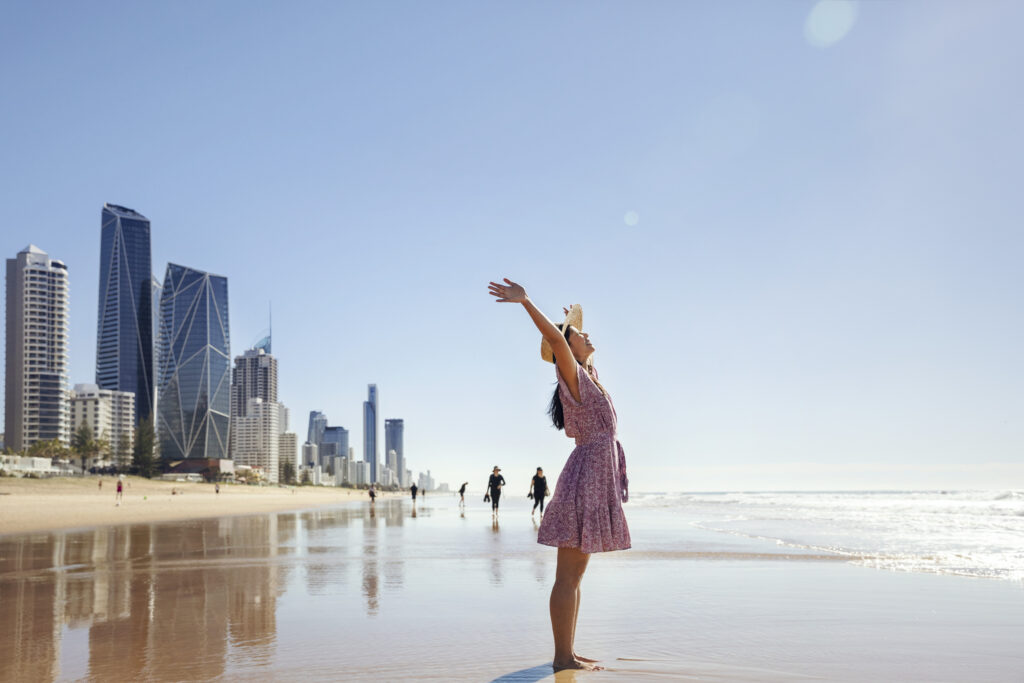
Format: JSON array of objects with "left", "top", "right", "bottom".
[{"left": 72, "top": 422, "right": 103, "bottom": 474}]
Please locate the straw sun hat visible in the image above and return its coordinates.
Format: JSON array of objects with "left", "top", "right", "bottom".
[{"left": 541, "top": 304, "right": 583, "bottom": 363}]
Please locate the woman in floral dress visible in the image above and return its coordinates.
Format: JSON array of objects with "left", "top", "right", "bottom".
[{"left": 488, "top": 278, "right": 630, "bottom": 672}]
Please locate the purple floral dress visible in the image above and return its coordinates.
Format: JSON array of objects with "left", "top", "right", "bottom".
[{"left": 537, "top": 362, "right": 631, "bottom": 553}]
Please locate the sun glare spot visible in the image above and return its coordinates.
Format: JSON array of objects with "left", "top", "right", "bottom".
[
  {"left": 624, "top": 211, "right": 639, "bottom": 227},
  {"left": 804, "top": 0, "right": 858, "bottom": 48}
]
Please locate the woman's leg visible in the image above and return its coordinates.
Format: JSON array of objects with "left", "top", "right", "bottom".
[{"left": 550, "top": 547, "right": 598, "bottom": 671}]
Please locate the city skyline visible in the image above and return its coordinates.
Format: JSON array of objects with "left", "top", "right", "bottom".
[{"left": 2, "top": 3, "right": 1022, "bottom": 490}]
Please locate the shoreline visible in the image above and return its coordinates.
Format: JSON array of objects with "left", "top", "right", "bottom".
[{"left": 0, "top": 475, "right": 403, "bottom": 537}]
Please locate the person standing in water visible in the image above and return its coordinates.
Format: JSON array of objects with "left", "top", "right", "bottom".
[
  {"left": 369, "top": 486, "right": 376, "bottom": 504},
  {"left": 458, "top": 481, "right": 468, "bottom": 507},
  {"left": 530, "top": 467, "right": 548, "bottom": 518},
  {"left": 115, "top": 477, "right": 124, "bottom": 506},
  {"left": 411, "top": 483, "right": 418, "bottom": 504},
  {"left": 488, "top": 279, "right": 630, "bottom": 673},
  {"left": 487, "top": 466, "right": 506, "bottom": 515}
]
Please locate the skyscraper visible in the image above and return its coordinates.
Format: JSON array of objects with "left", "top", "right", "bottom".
[
  {"left": 384, "top": 418, "right": 404, "bottom": 486},
  {"left": 307, "top": 410, "right": 327, "bottom": 446},
  {"left": 229, "top": 345, "right": 284, "bottom": 482},
  {"left": 232, "top": 398, "right": 280, "bottom": 483},
  {"left": 321, "top": 425, "right": 349, "bottom": 461},
  {"left": 4, "top": 245, "right": 70, "bottom": 451},
  {"left": 96, "top": 203, "right": 154, "bottom": 424},
  {"left": 230, "top": 348, "right": 277, "bottom": 416},
  {"left": 156, "top": 263, "right": 230, "bottom": 460},
  {"left": 363, "top": 384, "right": 378, "bottom": 483}
]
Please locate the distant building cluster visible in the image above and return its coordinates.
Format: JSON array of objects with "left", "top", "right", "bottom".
[
  {"left": 2, "top": 203, "right": 430, "bottom": 486},
  {"left": 300, "top": 385, "right": 414, "bottom": 488}
]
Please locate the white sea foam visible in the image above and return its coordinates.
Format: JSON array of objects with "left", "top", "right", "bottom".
[{"left": 631, "top": 490, "right": 1024, "bottom": 581}]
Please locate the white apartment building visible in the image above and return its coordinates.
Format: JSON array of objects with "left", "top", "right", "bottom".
[
  {"left": 69, "top": 383, "right": 135, "bottom": 467},
  {"left": 279, "top": 432, "right": 298, "bottom": 477},
  {"left": 232, "top": 398, "right": 280, "bottom": 483},
  {"left": 4, "top": 245, "right": 70, "bottom": 451}
]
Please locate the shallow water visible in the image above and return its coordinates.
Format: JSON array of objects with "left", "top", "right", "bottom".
[{"left": 1, "top": 495, "right": 1022, "bottom": 682}]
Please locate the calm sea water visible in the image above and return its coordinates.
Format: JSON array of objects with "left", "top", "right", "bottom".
[
  {"left": 633, "top": 490, "right": 1024, "bottom": 581},
  {"left": 1, "top": 492, "right": 1022, "bottom": 682}
]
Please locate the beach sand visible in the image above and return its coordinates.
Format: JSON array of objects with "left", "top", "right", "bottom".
[
  {"left": 1, "top": 493, "right": 1021, "bottom": 682},
  {"left": 0, "top": 476, "right": 395, "bottom": 536}
]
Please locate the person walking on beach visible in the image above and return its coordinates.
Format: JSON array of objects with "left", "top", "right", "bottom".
[
  {"left": 115, "top": 477, "right": 124, "bottom": 506},
  {"left": 459, "top": 481, "right": 468, "bottom": 507},
  {"left": 411, "top": 483, "right": 418, "bottom": 503},
  {"left": 369, "top": 486, "right": 377, "bottom": 504},
  {"left": 98, "top": 478, "right": 102, "bottom": 491},
  {"left": 530, "top": 467, "right": 548, "bottom": 518},
  {"left": 489, "top": 279, "right": 630, "bottom": 673},
  {"left": 487, "top": 466, "right": 506, "bottom": 515}
]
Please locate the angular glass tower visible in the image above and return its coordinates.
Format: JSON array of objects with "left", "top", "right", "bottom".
[
  {"left": 156, "top": 263, "right": 231, "bottom": 460},
  {"left": 96, "top": 203, "right": 154, "bottom": 423}
]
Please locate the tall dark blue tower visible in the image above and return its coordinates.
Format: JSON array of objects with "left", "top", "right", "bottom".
[{"left": 96, "top": 203, "right": 154, "bottom": 423}]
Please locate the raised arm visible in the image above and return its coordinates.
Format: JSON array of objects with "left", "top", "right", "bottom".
[{"left": 488, "top": 278, "right": 581, "bottom": 401}]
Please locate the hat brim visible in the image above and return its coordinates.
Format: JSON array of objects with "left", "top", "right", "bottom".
[{"left": 541, "top": 304, "right": 583, "bottom": 363}]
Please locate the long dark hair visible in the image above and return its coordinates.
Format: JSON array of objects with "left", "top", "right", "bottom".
[{"left": 547, "top": 325, "right": 576, "bottom": 430}]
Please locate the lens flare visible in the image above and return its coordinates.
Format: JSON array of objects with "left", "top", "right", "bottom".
[
  {"left": 624, "top": 211, "right": 639, "bottom": 227},
  {"left": 805, "top": 0, "right": 858, "bottom": 48}
]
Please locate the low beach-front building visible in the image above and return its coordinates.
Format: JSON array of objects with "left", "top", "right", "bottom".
[
  {"left": 69, "top": 383, "right": 135, "bottom": 468},
  {"left": 0, "top": 455, "right": 67, "bottom": 477}
]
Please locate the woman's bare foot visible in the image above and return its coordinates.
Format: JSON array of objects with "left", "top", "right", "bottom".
[{"left": 553, "top": 658, "right": 603, "bottom": 672}]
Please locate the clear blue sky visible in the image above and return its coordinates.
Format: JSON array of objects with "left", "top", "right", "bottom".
[{"left": 2, "top": 1, "right": 1021, "bottom": 491}]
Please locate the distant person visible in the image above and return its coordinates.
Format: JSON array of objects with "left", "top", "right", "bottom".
[
  {"left": 458, "top": 482, "right": 468, "bottom": 507},
  {"left": 530, "top": 467, "right": 548, "bottom": 517},
  {"left": 369, "top": 487, "right": 377, "bottom": 504},
  {"left": 411, "top": 483, "right": 418, "bottom": 502},
  {"left": 215, "top": 483, "right": 220, "bottom": 494},
  {"left": 489, "top": 280, "right": 630, "bottom": 673},
  {"left": 98, "top": 479, "right": 102, "bottom": 491},
  {"left": 115, "top": 478, "right": 124, "bottom": 506},
  {"left": 487, "top": 466, "right": 505, "bottom": 515}
]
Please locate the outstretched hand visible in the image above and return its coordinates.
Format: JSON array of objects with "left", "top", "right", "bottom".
[{"left": 488, "top": 278, "right": 527, "bottom": 303}]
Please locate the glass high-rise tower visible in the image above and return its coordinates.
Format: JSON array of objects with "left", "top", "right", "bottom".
[
  {"left": 96, "top": 203, "right": 154, "bottom": 423},
  {"left": 156, "top": 263, "right": 230, "bottom": 460},
  {"left": 385, "top": 418, "right": 404, "bottom": 487},
  {"left": 363, "top": 384, "right": 378, "bottom": 483}
]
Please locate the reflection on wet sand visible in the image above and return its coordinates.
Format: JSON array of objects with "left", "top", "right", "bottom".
[{"left": 0, "top": 499, "right": 411, "bottom": 681}]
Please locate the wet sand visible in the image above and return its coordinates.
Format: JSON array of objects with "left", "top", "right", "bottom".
[
  {"left": 0, "top": 476, "right": 395, "bottom": 536},
  {"left": 1, "top": 495, "right": 1022, "bottom": 682}
]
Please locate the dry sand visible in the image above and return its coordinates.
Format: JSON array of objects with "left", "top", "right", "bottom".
[{"left": 0, "top": 476, "right": 394, "bottom": 536}]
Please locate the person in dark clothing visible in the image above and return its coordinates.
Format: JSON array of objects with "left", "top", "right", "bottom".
[
  {"left": 411, "top": 483, "right": 418, "bottom": 503},
  {"left": 458, "top": 482, "right": 468, "bottom": 507},
  {"left": 487, "top": 466, "right": 506, "bottom": 515},
  {"left": 530, "top": 467, "right": 548, "bottom": 517}
]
